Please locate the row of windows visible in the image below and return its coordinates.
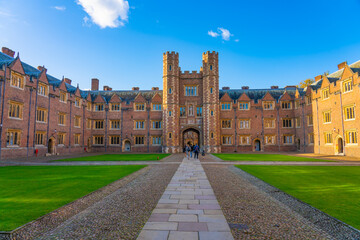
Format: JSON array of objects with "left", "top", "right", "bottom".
[
  {"left": 324, "top": 131, "right": 358, "bottom": 145},
  {"left": 180, "top": 106, "right": 202, "bottom": 117},
  {"left": 221, "top": 100, "right": 314, "bottom": 111},
  {"left": 321, "top": 78, "right": 356, "bottom": 100},
  {"left": 220, "top": 117, "right": 314, "bottom": 129},
  {"left": 220, "top": 135, "right": 302, "bottom": 145},
  {"left": 322, "top": 106, "right": 356, "bottom": 123},
  {"left": 88, "top": 120, "right": 163, "bottom": 130},
  {"left": 88, "top": 103, "right": 163, "bottom": 112}
]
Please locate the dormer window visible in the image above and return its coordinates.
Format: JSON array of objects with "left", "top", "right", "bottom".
[
  {"left": 281, "top": 101, "right": 292, "bottom": 110},
  {"left": 75, "top": 97, "right": 81, "bottom": 107},
  {"left": 10, "top": 72, "right": 24, "bottom": 89},
  {"left": 94, "top": 103, "right": 104, "bottom": 111},
  {"left": 60, "top": 91, "right": 67, "bottom": 103},
  {"left": 38, "top": 83, "right": 48, "bottom": 96},
  {"left": 322, "top": 88, "right": 329, "bottom": 99},
  {"left": 135, "top": 103, "right": 145, "bottom": 111}
]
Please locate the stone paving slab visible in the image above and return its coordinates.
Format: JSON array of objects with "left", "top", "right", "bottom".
[{"left": 137, "top": 157, "right": 234, "bottom": 239}]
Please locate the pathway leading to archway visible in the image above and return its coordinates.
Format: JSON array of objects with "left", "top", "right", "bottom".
[{"left": 137, "top": 157, "right": 234, "bottom": 240}]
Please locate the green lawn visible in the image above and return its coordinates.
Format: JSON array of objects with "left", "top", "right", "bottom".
[
  {"left": 237, "top": 165, "right": 360, "bottom": 230},
  {"left": 0, "top": 165, "right": 146, "bottom": 231},
  {"left": 213, "top": 153, "right": 332, "bottom": 162},
  {"left": 55, "top": 153, "right": 171, "bottom": 162}
]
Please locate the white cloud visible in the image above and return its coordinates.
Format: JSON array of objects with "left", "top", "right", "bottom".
[
  {"left": 208, "top": 30, "right": 219, "bottom": 38},
  {"left": 234, "top": 39, "right": 239, "bottom": 42},
  {"left": 208, "top": 27, "right": 234, "bottom": 41},
  {"left": 53, "top": 6, "right": 66, "bottom": 11},
  {"left": 77, "top": 0, "right": 130, "bottom": 28},
  {"left": 218, "top": 28, "right": 233, "bottom": 41}
]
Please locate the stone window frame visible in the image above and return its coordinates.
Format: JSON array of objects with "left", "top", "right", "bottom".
[
  {"left": 58, "top": 112, "right": 66, "bottom": 126},
  {"left": 221, "top": 119, "right": 232, "bottom": 129},
  {"left": 221, "top": 102, "right": 231, "bottom": 111},
  {"left": 110, "top": 120, "right": 121, "bottom": 129},
  {"left": 323, "top": 111, "right": 331, "bottom": 124},
  {"left": 324, "top": 132, "right": 333, "bottom": 145},
  {"left": 238, "top": 119, "right": 250, "bottom": 129},
  {"left": 134, "top": 135, "right": 145, "bottom": 145},
  {"left": 6, "top": 129, "right": 21, "bottom": 147},
  {"left": 10, "top": 71, "right": 25, "bottom": 90},
  {"left": 321, "top": 87, "right": 330, "bottom": 100},
  {"left": 264, "top": 135, "right": 276, "bottom": 145},
  {"left": 343, "top": 105, "right": 355, "bottom": 121},
  {"left": 264, "top": 118, "right": 275, "bottom": 129},
  {"left": 283, "top": 134, "right": 294, "bottom": 145},
  {"left": 93, "top": 135, "right": 104, "bottom": 145},
  {"left": 74, "top": 97, "right": 81, "bottom": 108},
  {"left": 221, "top": 135, "right": 232, "bottom": 145},
  {"left": 238, "top": 101, "right": 250, "bottom": 110},
  {"left": 8, "top": 100, "right": 23, "bottom": 120},
  {"left": 94, "top": 120, "right": 104, "bottom": 129},
  {"left": 57, "top": 132, "right": 66, "bottom": 145},
  {"left": 239, "top": 135, "right": 251, "bottom": 145},
  {"left": 134, "top": 103, "right": 145, "bottom": 111},
  {"left": 263, "top": 101, "right": 275, "bottom": 110},
  {"left": 35, "top": 131, "right": 46, "bottom": 145},
  {"left": 151, "top": 136, "right": 162, "bottom": 145},
  {"left": 281, "top": 101, "right": 292, "bottom": 110},
  {"left": 151, "top": 120, "right": 162, "bottom": 130},
  {"left": 38, "top": 82, "right": 48, "bottom": 97},
  {"left": 109, "top": 135, "right": 121, "bottom": 145},
  {"left": 36, "top": 107, "right": 48, "bottom": 123},
  {"left": 342, "top": 78, "right": 353, "bottom": 93},
  {"left": 74, "top": 133, "right": 81, "bottom": 145},
  {"left": 152, "top": 103, "right": 162, "bottom": 111},
  {"left": 74, "top": 115, "right": 81, "bottom": 128},
  {"left": 60, "top": 91, "right": 67, "bottom": 103},
  {"left": 282, "top": 118, "right": 293, "bottom": 128},
  {"left": 134, "top": 120, "right": 145, "bottom": 130},
  {"left": 345, "top": 129, "right": 358, "bottom": 145}
]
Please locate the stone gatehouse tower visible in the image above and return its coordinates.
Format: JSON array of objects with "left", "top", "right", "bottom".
[{"left": 162, "top": 51, "right": 220, "bottom": 153}]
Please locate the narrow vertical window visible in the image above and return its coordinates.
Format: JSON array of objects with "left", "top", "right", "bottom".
[
  {"left": 210, "top": 87, "right": 213, "bottom": 94},
  {"left": 169, "top": 65, "right": 172, "bottom": 71},
  {"left": 169, "top": 88, "right": 172, "bottom": 94},
  {"left": 210, "top": 65, "right": 213, "bottom": 70}
]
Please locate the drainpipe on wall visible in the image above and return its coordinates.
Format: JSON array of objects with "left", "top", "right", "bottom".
[
  {"left": 339, "top": 91, "right": 346, "bottom": 155},
  {"left": 33, "top": 76, "right": 40, "bottom": 151},
  {"left": 26, "top": 88, "right": 33, "bottom": 158},
  {"left": 0, "top": 64, "right": 7, "bottom": 160},
  {"left": 147, "top": 105, "right": 150, "bottom": 153},
  {"left": 68, "top": 101, "right": 72, "bottom": 153},
  {"left": 104, "top": 107, "right": 108, "bottom": 152},
  {"left": 277, "top": 106, "right": 280, "bottom": 152},
  {"left": 233, "top": 103, "right": 237, "bottom": 152},
  {"left": 301, "top": 102, "right": 306, "bottom": 153},
  {"left": 120, "top": 108, "right": 124, "bottom": 152},
  {"left": 46, "top": 92, "right": 51, "bottom": 146},
  {"left": 260, "top": 105, "right": 264, "bottom": 152},
  {"left": 82, "top": 105, "right": 85, "bottom": 148},
  {"left": 316, "top": 98, "right": 321, "bottom": 154}
]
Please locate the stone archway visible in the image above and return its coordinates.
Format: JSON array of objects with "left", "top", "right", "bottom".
[
  {"left": 336, "top": 137, "right": 344, "bottom": 154},
  {"left": 48, "top": 137, "right": 56, "bottom": 155},
  {"left": 123, "top": 139, "right": 131, "bottom": 152},
  {"left": 254, "top": 139, "right": 261, "bottom": 152},
  {"left": 182, "top": 128, "right": 200, "bottom": 152}
]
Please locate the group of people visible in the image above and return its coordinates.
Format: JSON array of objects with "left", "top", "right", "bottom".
[{"left": 184, "top": 143, "right": 204, "bottom": 159}]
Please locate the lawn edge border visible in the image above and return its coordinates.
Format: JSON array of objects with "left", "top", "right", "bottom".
[
  {"left": 230, "top": 165, "right": 360, "bottom": 239},
  {"left": 0, "top": 165, "right": 150, "bottom": 240},
  {"left": 210, "top": 153, "right": 334, "bottom": 162}
]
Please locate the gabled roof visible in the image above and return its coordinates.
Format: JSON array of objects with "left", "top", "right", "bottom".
[
  {"left": 311, "top": 60, "right": 360, "bottom": 90},
  {"left": 86, "top": 90, "right": 163, "bottom": 104},
  {"left": 219, "top": 88, "right": 299, "bottom": 103}
]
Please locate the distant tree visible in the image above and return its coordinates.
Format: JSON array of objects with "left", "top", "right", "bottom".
[{"left": 298, "top": 78, "right": 315, "bottom": 88}]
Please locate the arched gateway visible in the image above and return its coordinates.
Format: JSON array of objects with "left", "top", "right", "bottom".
[{"left": 182, "top": 128, "right": 200, "bottom": 151}]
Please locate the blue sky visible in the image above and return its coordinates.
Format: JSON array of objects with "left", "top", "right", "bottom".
[{"left": 0, "top": 0, "right": 360, "bottom": 90}]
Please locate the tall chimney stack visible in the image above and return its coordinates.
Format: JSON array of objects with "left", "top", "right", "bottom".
[
  {"left": 91, "top": 78, "right": 99, "bottom": 91},
  {"left": 1, "top": 47, "right": 15, "bottom": 58}
]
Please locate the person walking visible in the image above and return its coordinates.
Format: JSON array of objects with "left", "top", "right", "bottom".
[
  {"left": 190, "top": 144, "right": 193, "bottom": 158},
  {"left": 194, "top": 144, "right": 199, "bottom": 159},
  {"left": 185, "top": 144, "right": 190, "bottom": 159}
]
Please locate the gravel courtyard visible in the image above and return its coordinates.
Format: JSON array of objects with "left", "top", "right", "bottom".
[{"left": 2, "top": 153, "right": 359, "bottom": 239}]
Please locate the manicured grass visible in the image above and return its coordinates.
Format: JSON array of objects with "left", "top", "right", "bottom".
[
  {"left": 213, "top": 153, "right": 332, "bottom": 162},
  {"left": 0, "top": 165, "right": 146, "bottom": 231},
  {"left": 237, "top": 165, "right": 360, "bottom": 230},
  {"left": 55, "top": 153, "right": 171, "bottom": 162}
]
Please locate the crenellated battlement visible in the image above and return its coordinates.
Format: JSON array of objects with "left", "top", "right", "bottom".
[
  {"left": 163, "top": 51, "right": 179, "bottom": 58},
  {"left": 180, "top": 70, "right": 203, "bottom": 79},
  {"left": 202, "top": 51, "right": 218, "bottom": 56}
]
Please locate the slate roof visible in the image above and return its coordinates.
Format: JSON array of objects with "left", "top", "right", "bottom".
[
  {"left": 311, "top": 60, "right": 360, "bottom": 90},
  {"left": 219, "top": 88, "right": 303, "bottom": 103},
  {"left": 0, "top": 52, "right": 84, "bottom": 96},
  {"left": 86, "top": 90, "right": 163, "bottom": 103}
]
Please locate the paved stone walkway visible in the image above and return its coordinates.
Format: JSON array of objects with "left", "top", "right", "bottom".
[{"left": 137, "top": 157, "right": 234, "bottom": 240}]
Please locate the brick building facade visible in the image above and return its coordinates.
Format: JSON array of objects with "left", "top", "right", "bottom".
[{"left": 0, "top": 47, "right": 358, "bottom": 159}]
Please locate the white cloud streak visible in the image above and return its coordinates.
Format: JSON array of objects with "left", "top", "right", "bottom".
[
  {"left": 208, "top": 30, "right": 219, "bottom": 38},
  {"left": 77, "top": 0, "right": 130, "bottom": 28},
  {"left": 207, "top": 27, "right": 235, "bottom": 41},
  {"left": 53, "top": 6, "right": 66, "bottom": 11}
]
